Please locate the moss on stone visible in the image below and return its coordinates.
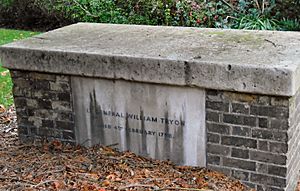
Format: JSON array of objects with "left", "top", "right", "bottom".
[{"left": 204, "top": 30, "right": 264, "bottom": 46}]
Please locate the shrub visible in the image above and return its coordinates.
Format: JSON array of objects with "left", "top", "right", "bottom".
[
  {"left": 0, "top": 0, "right": 14, "bottom": 7},
  {"left": 274, "top": 0, "right": 300, "bottom": 20},
  {"left": 39, "top": 0, "right": 127, "bottom": 24},
  {"left": 0, "top": 0, "right": 73, "bottom": 31},
  {"left": 42, "top": 0, "right": 233, "bottom": 28},
  {"left": 278, "top": 18, "right": 300, "bottom": 31},
  {"left": 232, "top": 15, "right": 279, "bottom": 30},
  {"left": 0, "top": 0, "right": 299, "bottom": 31}
]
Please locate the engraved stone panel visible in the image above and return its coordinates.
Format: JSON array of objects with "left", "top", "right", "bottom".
[{"left": 72, "top": 77, "right": 206, "bottom": 166}]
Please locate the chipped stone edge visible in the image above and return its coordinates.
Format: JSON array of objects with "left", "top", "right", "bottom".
[{"left": 0, "top": 46, "right": 297, "bottom": 97}]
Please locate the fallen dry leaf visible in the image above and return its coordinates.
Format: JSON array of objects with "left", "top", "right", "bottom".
[
  {"left": 0, "top": 104, "right": 6, "bottom": 113},
  {"left": 102, "top": 180, "right": 111, "bottom": 187}
]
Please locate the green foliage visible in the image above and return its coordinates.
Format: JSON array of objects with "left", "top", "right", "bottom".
[
  {"left": 232, "top": 15, "right": 278, "bottom": 30},
  {"left": 0, "top": 29, "right": 39, "bottom": 45},
  {"left": 38, "top": 0, "right": 127, "bottom": 24},
  {"left": 227, "top": 0, "right": 278, "bottom": 30},
  {"left": 1, "top": 0, "right": 299, "bottom": 31},
  {"left": 35, "top": 0, "right": 231, "bottom": 27},
  {"left": 0, "top": 66, "right": 13, "bottom": 107},
  {"left": 0, "top": 0, "right": 14, "bottom": 7},
  {"left": 230, "top": 6, "right": 280, "bottom": 31},
  {"left": 0, "top": 29, "right": 40, "bottom": 107},
  {"left": 278, "top": 19, "right": 300, "bottom": 31},
  {"left": 2, "top": 0, "right": 298, "bottom": 31}
]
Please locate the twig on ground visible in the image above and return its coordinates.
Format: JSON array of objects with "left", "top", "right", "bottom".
[
  {"left": 118, "top": 183, "right": 213, "bottom": 191},
  {"left": 35, "top": 169, "right": 64, "bottom": 177},
  {"left": 0, "top": 144, "right": 33, "bottom": 151},
  {"left": 33, "top": 179, "right": 59, "bottom": 188},
  {"left": 160, "top": 188, "right": 213, "bottom": 191},
  {"left": 0, "top": 175, "right": 35, "bottom": 185},
  {"left": 208, "top": 182, "right": 221, "bottom": 191},
  {"left": 118, "top": 183, "right": 159, "bottom": 190},
  {"left": 106, "top": 143, "right": 119, "bottom": 147}
]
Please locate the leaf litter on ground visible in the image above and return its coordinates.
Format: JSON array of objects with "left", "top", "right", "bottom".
[{"left": 0, "top": 105, "right": 263, "bottom": 191}]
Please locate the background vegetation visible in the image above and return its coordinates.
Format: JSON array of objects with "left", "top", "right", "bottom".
[{"left": 0, "top": 0, "right": 299, "bottom": 31}]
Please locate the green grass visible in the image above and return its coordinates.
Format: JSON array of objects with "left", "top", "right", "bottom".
[{"left": 0, "top": 29, "right": 40, "bottom": 107}]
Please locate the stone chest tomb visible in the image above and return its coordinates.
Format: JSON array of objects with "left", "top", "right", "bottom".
[{"left": 0, "top": 23, "right": 300, "bottom": 191}]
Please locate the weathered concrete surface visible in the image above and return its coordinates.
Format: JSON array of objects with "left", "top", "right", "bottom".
[
  {"left": 72, "top": 77, "right": 206, "bottom": 166},
  {"left": 0, "top": 23, "right": 300, "bottom": 96}
]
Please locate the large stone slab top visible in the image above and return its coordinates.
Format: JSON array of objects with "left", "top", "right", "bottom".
[{"left": 0, "top": 23, "right": 300, "bottom": 96}]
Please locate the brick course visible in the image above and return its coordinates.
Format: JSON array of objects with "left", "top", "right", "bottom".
[
  {"left": 206, "top": 90, "right": 300, "bottom": 191},
  {"left": 11, "top": 70, "right": 75, "bottom": 143}
]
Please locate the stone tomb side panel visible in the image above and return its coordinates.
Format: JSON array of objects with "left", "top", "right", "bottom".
[{"left": 71, "top": 76, "right": 206, "bottom": 166}]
